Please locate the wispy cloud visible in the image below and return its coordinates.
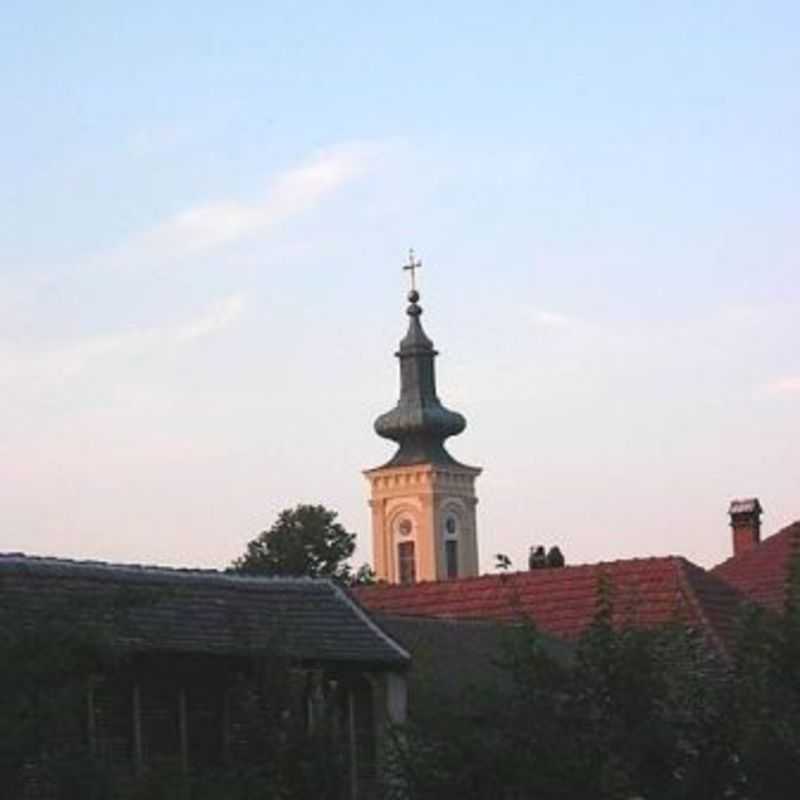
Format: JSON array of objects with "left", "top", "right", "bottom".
[
  {"left": 176, "top": 294, "right": 245, "bottom": 342},
  {"left": 104, "top": 142, "right": 378, "bottom": 269},
  {"left": 0, "top": 293, "right": 245, "bottom": 383},
  {"left": 765, "top": 376, "right": 800, "bottom": 395}
]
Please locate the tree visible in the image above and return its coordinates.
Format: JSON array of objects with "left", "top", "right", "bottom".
[
  {"left": 385, "top": 579, "right": 744, "bottom": 800},
  {"left": 350, "top": 562, "right": 377, "bottom": 586},
  {"left": 231, "top": 504, "right": 368, "bottom": 583},
  {"left": 728, "top": 551, "right": 800, "bottom": 799},
  {"left": 0, "top": 593, "right": 128, "bottom": 798},
  {"left": 546, "top": 546, "right": 565, "bottom": 568}
]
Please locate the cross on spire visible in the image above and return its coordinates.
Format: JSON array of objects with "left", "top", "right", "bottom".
[{"left": 403, "top": 248, "right": 422, "bottom": 293}]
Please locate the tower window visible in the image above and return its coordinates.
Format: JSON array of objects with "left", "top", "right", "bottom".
[
  {"left": 445, "top": 539, "right": 458, "bottom": 579},
  {"left": 445, "top": 516, "right": 457, "bottom": 535},
  {"left": 398, "top": 541, "right": 416, "bottom": 585}
]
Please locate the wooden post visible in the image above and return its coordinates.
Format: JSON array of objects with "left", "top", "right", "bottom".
[
  {"left": 132, "top": 683, "right": 143, "bottom": 774},
  {"left": 86, "top": 678, "right": 97, "bottom": 757},
  {"left": 348, "top": 688, "right": 358, "bottom": 800},
  {"left": 306, "top": 674, "right": 316, "bottom": 734},
  {"left": 178, "top": 687, "right": 189, "bottom": 775},
  {"left": 222, "top": 687, "right": 231, "bottom": 766}
]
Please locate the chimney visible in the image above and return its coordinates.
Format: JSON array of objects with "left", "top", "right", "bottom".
[{"left": 729, "top": 498, "right": 762, "bottom": 556}]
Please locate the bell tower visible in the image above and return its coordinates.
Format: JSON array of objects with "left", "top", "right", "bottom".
[{"left": 364, "top": 252, "right": 481, "bottom": 584}]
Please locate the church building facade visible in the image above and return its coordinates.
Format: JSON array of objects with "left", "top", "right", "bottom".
[{"left": 364, "top": 259, "right": 481, "bottom": 585}]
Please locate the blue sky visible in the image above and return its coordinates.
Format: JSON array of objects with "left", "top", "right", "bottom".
[{"left": 1, "top": 2, "right": 798, "bottom": 572}]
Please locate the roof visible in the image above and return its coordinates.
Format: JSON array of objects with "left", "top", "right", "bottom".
[
  {"left": 375, "top": 614, "right": 572, "bottom": 711},
  {"left": 354, "top": 556, "right": 748, "bottom": 656},
  {"left": 372, "top": 292, "right": 471, "bottom": 469},
  {"left": 0, "top": 553, "right": 409, "bottom": 668},
  {"left": 712, "top": 521, "right": 800, "bottom": 612}
]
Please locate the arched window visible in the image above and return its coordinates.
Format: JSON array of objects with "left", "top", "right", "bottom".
[
  {"left": 397, "top": 541, "right": 416, "bottom": 585},
  {"left": 445, "top": 539, "right": 458, "bottom": 579},
  {"left": 443, "top": 513, "right": 459, "bottom": 579}
]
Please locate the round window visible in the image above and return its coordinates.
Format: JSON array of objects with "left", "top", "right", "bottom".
[
  {"left": 445, "top": 516, "right": 457, "bottom": 535},
  {"left": 397, "top": 518, "right": 413, "bottom": 537}
]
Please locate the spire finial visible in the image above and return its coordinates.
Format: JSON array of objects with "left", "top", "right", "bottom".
[{"left": 403, "top": 248, "right": 422, "bottom": 298}]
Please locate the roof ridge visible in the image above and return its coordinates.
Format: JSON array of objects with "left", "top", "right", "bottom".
[
  {"left": 684, "top": 559, "right": 751, "bottom": 602},
  {"left": 676, "top": 558, "right": 753, "bottom": 659},
  {"left": 673, "top": 560, "right": 726, "bottom": 656},
  {"left": 377, "top": 612, "right": 507, "bottom": 625},
  {"left": 333, "top": 586, "right": 411, "bottom": 663},
  {"left": 0, "top": 552, "right": 335, "bottom": 589},
  {"left": 356, "top": 554, "right": 698, "bottom": 594}
]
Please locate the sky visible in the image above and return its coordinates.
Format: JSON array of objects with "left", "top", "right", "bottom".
[{"left": 1, "top": 1, "right": 798, "bottom": 574}]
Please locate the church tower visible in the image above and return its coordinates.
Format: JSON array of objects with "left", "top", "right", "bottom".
[{"left": 364, "top": 254, "right": 481, "bottom": 584}]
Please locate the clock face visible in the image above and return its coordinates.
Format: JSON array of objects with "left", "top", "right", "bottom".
[{"left": 397, "top": 518, "right": 413, "bottom": 537}]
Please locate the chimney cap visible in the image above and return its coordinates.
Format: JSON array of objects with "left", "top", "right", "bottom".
[{"left": 729, "top": 497, "right": 762, "bottom": 516}]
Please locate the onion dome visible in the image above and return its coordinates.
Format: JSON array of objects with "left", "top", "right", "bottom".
[{"left": 374, "top": 288, "right": 467, "bottom": 467}]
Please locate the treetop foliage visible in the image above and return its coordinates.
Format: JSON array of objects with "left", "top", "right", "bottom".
[
  {"left": 528, "top": 544, "right": 566, "bottom": 570},
  {"left": 231, "top": 503, "right": 374, "bottom": 585}
]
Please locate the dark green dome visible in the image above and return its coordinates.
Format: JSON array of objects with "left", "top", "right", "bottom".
[{"left": 374, "top": 292, "right": 467, "bottom": 467}]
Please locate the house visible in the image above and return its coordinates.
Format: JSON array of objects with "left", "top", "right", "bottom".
[
  {"left": 712, "top": 499, "right": 800, "bottom": 612},
  {"left": 356, "top": 497, "right": 800, "bottom": 665},
  {"left": 355, "top": 555, "right": 747, "bottom": 657},
  {"left": 0, "top": 553, "right": 409, "bottom": 799}
]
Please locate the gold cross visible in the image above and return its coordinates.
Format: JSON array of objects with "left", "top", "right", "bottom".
[{"left": 403, "top": 248, "right": 422, "bottom": 292}]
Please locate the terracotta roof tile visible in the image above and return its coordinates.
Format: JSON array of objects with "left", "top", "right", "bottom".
[
  {"left": 712, "top": 521, "right": 800, "bottom": 612},
  {"left": 354, "top": 556, "right": 748, "bottom": 655}
]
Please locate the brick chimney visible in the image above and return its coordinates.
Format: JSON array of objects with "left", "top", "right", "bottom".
[{"left": 729, "top": 498, "right": 762, "bottom": 556}]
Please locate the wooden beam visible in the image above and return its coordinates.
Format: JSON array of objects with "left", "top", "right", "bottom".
[
  {"left": 86, "top": 678, "right": 97, "bottom": 757},
  {"left": 222, "top": 687, "right": 231, "bottom": 766},
  {"left": 178, "top": 687, "right": 189, "bottom": 775},
  {"left": 348, "top": 688, "right": 358, "bottom": 800},
  {"left": 132, "top": 683, "right": 143, "bottom": 774}
]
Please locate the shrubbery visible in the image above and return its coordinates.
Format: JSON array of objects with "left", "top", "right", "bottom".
[
  {"left": 5, "top": 560, "right": 800, "bottom": 799},
  {"left": 384, "top": 563, "right": 800, "bottom": 800}
]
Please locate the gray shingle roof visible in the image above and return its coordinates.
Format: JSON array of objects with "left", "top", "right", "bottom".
[
  {"left": 376, "top": 614, "right": 572, "bottom": 709},
  {"left": 0, "top": 553, "right": 409, "bottom": 668}
]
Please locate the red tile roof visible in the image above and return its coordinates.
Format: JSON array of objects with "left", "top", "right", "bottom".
[
  {"left": 354, "top": 556, "right": 746, "bottom": 655},
  {"left": 712, "top": 521, "right": 800, "bottom": 613}
]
